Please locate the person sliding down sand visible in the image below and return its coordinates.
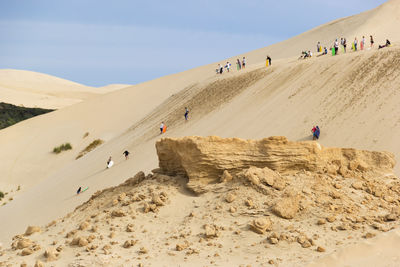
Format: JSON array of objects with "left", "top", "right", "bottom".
[
  {"left": 107, "top": 156, "right": 114, "bottom": 168},
  {"left": 77, "top": 187, "right": 82, "bottom": 194},
  {"left": 184, "top": 107, "right": 189, "bottom": 121},
  {"left": 379, "top": 39, "right": 391, "bottom": 49}
]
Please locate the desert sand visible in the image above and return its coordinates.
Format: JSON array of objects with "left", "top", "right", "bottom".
[{"left": 1, "top": 0, "right": 400, "bottom": 266}]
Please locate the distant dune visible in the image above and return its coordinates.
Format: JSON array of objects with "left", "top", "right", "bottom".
[
  {"left": 0, "top": 0, "right": 400, "bottom": 266},
  {"left": 0, "top": 69, "right": 128, "bottom": 109}
]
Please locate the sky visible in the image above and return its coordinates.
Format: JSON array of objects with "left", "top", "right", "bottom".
[{"left": 0, "top": 0, "right": 387, "bottom": 87}]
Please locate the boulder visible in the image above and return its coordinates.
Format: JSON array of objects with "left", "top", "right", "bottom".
[
  {"left": 21, "top": 248, "right": 33, "bottom": 256},
  {"left": 44, "top": 248, "right": 59, "bottom": 261},
  {"left": 220, "top": 170, "right": 233, "bottom": 183},
  {"left": 249, "top": 217, "right": 273, "bottom": 234},
  {"left": 273, "top": 196, "right": 299, "bottom": 219}
]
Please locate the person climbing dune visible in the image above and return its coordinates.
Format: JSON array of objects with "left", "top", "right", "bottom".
[
  {"left": 123, "top": 150, "right": 130, "bottom": 160},
  {"left": 160, "top": 122, "right": 164, "bottom": 134},
  {"left": 311, "top": 126, "right": 320, "bottom": 140}
]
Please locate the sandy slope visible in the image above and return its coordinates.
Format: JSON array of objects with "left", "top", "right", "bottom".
[
  {"left": 0, "top": 69, "right": 124, "bottom": 109},
  {"left": 1, "top": 0, "right": 400, "bottom": 265}
]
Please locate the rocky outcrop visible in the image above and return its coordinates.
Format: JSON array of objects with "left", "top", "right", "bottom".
[{"left": 156, "top": 136, "right": 395, "bottom": 193}]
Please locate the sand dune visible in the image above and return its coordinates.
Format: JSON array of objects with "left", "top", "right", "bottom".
[
  {"left": 97, "top": 84, "right": 132, "bottom": 93},
  {"left": 1, "top": 0, "right": 400, "bottom": 266},
  {"left": 0, "top": 69, "right": 126, "bottom": 109}
]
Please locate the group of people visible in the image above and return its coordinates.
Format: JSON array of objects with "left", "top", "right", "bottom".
[
  {"left": 76, "top": 150, "right": 131, "bottom": 195},
  {"left": 159, "top": 107, "right": 190, "bottom": 135},
  {"left": 106, "top": 150, "right": 130, "bottom": 169},
  {"left": 311, "top": 126, "right": 320, "bottom": 140},
  {"left": 216, "top": 57, "right": 246, "bottom": 74},
  {"left": 314, "top": 35, "right": 392, "bottom": 57}
]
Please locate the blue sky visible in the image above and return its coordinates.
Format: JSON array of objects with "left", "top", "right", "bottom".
[{"left": 0, "top": 0, "right": 386, "bottom": 87}]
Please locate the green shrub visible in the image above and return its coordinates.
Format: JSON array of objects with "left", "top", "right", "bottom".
[
  {"left": 0, "top": 102, "right": 53, "bottom": 129},
  {"left": 76, "top": 139, "right": 104, "bottom": 159},
  {"left": 53, "top": 143, "right": 73, "bottom": 154},
  {"left": 0, "top": 191, "right": 4, "bottom": 199}
]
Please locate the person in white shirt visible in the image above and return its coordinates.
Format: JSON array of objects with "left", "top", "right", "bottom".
[
  {"left": 225, "top": 62, "right": 231, "bottom": 72},
  {"left": 160, "top": 122, "right": 164, "bottom": 134},
  {"left": 334, "top": 39, "right": 339, "bottom": 55}
]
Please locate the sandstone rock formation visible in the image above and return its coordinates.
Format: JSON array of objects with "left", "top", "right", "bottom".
[{"left": 156, "top": 136, "right": 394, "bottom": 193}]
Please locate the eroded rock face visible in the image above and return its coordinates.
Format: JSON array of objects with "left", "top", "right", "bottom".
[{"left": 156, "top": 136, "right": 394, "bottom": 193}]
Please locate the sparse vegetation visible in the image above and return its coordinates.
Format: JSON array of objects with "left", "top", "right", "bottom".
[
  {"left": 0, "top": 191, "right": 4, "bottom": 199},
  {"left": 76, "top": 139, "right": 104, "bottom": 159},
  {"left": 53, "top": 143, "right": 73, "bottom": 154},
  {"left": 0, "top": 102, "right": 53, "bottom": 130},
  {"left": 83, "top": 132, "right": 89, "bottom": 138}
]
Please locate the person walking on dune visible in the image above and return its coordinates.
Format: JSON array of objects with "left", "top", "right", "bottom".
[
  {"left": 343, "top": 38, "right": 347, "bottom": 53},
  {"left": 242, "top": 57, "right": 246, "bottom": 69},
  {"left": 160, "top": 122, "right": 165, "bottom": 134},
  {"left": 123, "top": 150, "right": 130, "bottom": 160},
  {"left": 370, "top": 35, "right": 374, "bottom": 48},
  {"left": 184, "top": 107, "right": 189, "bottom": 121}
]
